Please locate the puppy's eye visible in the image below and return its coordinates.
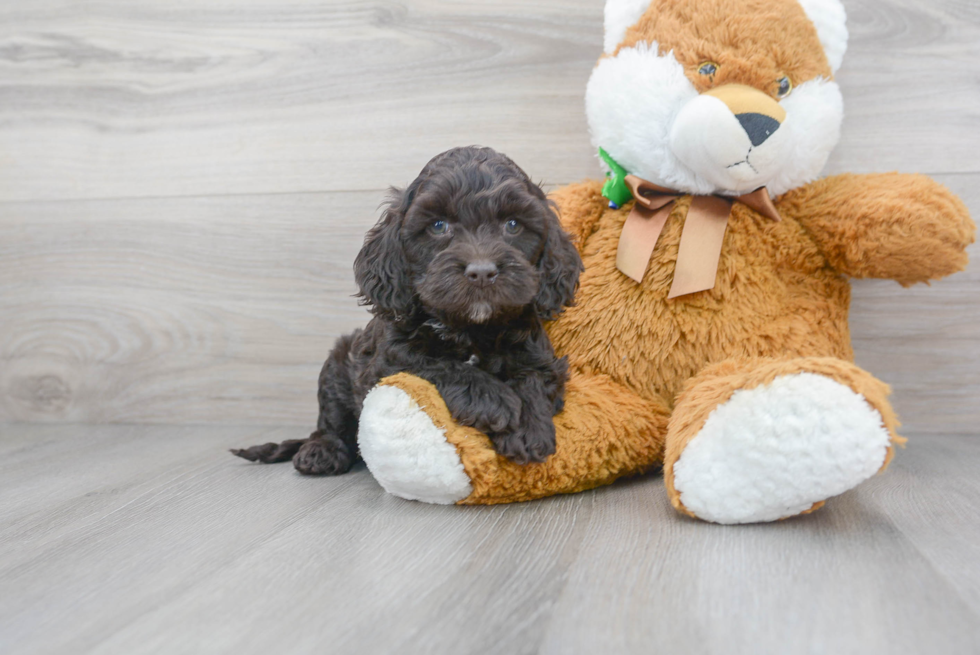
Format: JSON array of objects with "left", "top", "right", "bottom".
[
  {"left": 428, "top": 220, "right": 449, "bottom": 236},
  {"left": 698, "top": 61, "right": 718, "bottom": 76},
  {"left": 776, "top": 76, "right": 793, "bottom": 98},
  {"left": 504, "top": 219, "right": 522, "bottom": 235}
]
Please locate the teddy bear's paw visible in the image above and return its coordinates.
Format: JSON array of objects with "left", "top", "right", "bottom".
[
  {"left": 671, "top": 373, "right": 891, "bottom": 524},
  {"left": 358, "top": 384, "right": 473, "bottom": 504}
]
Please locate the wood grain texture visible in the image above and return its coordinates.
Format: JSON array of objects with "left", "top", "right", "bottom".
[
  {"left": 0, "top": 0, "right": 977, "bottom": 203},
  {"left": 0, "top": 191, "right": 372, "bottom": 424},
  {"left": 0, "top": 0, "right": 604, "bottom": 202},
  {"left": 1, "top": 186, "right": 976, "bottom": 431},
  {"left": 1, "top": 0, "right": 978, "bottom": 431},
  {"left": 539, "top": 437, "right": 980, "bottom": 655},
  {"left": 0, "top": 424, "right": 978, "bottom": 654}
]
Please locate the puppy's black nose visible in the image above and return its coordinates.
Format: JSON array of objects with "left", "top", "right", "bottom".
[{"left": 465, "top": 261, "right": 498, "bottom": 286}]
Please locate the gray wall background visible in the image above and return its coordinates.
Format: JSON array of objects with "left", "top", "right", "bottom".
[{"left": 1, "top": 0, "right": 977, "bottom": 435}]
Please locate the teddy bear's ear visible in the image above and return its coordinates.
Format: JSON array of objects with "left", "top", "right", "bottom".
[
  {"left": 603, "top": 0, "right": 651, "bottom": 54},
  {"left": 797, "top": 0, "right": 849, "bottom": 73}
]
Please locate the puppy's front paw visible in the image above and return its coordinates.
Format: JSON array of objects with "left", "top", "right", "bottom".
[
  {"left": 491, "top": 418, "right": 557, "bottom": 465},
  {"left": 446, "top": 381, "right": 522, "bottom": 434},
  {"left": 292, "top": 438, "right": 353, "bottom": 476}
]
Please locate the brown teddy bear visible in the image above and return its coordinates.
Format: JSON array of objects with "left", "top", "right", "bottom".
[{"left": 356, "top": 0, "right": 975, "bottom": 523}]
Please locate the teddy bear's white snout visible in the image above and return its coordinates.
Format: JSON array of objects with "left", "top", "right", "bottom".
[{"left": 669, "top": 94, "right": 791, "bottom": 194}]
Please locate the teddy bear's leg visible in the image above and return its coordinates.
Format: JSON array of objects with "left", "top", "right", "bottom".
[
  {"left": 358, "top": 371, "right": 670, "bottom": 505},
  {"left": 664, "top": 357, "right": 904, "bottom": 524}
]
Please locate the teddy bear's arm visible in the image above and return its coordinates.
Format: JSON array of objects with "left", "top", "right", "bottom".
[
  {"left": 548, "top": 180, "right": 609, "bottom": 255},
  {"left": 777, "top": 173, "right": 975, "bottom": 285}
]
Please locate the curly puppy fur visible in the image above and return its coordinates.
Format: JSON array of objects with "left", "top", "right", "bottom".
[{"left": 232, "top": 146, "right": 583, "bottom": 473}]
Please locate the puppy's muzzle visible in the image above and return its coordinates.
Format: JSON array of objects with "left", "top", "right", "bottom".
[{"left": 465, "top": 260, "right": 498, "bottom": 287}]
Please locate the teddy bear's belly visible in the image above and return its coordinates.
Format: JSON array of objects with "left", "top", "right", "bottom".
[{"left": 547, "top": 210, "right": 853, "bottom": 407}]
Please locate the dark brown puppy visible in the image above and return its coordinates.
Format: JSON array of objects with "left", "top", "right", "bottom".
[{"left": 231, "top": 146, "right": 582, "bottom": 474}]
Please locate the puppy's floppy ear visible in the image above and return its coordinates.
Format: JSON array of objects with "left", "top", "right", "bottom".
[
  {"left": 533, "top": 201, "right": 583, "bottom": 320},
  {"left": 354, "top": 185, "right": 418, "bottom": 319}
]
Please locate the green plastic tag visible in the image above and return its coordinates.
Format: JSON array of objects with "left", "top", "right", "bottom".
[{"left": 598, "top": 147, "right": 634, "bottom": 207}]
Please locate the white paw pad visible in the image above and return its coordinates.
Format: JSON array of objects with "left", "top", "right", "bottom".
[
  {"left": 358, "top": 385, "right": 472, "bottom": 504},
  {"left": 672, "top": 373, "right": 891, "bottom": 524}
]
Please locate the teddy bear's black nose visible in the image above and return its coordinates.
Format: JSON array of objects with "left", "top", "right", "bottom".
[
  {"left": 736, "top": 112, "right": 781, "bottom": 147},
  {"left": 465, "top": 261, "right": 498, "bottom": 286}
]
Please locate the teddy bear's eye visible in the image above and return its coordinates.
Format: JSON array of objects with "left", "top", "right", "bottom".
[
  {"left": 776, "top": 76, "right": 793, "bottom": 98},
  {"left": 698, "top": 61, "right": 718, "bottom": 76}
]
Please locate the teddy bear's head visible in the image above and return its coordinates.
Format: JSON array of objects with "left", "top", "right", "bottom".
[{"left": 587, "top": 0, "right": 848, "bottom": 197}]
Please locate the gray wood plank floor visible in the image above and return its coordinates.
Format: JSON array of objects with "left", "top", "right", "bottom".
[{"left": 0, "top": 424, "right": 978, "bottom": 655}]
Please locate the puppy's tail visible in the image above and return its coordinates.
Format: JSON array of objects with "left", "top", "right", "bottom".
[{"left": 230, "top": 439, "right": 306, "bottom": 464}]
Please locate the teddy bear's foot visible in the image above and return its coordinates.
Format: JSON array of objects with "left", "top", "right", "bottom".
[
  {"left": 358, "top": 379, "right": 473, "bottom": 504},
  {"left": 359, "top": 371, "right": 670, "bottom": 505},
  {"left": 664, "top": 357, "right": 903, "bottom": 524}
]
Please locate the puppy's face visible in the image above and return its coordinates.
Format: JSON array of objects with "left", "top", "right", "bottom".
[
  {"left": 405, "top": 174, "right": 547, "bottom": 324},
  {"left": 355, "top": 147, "right": 581, "bottom": 325}
]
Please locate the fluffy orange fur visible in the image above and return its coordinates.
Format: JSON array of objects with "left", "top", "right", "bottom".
[
  {"left": 377, "top": 0, "right": 975, "bottom": 514},
  {"left": 379, "top": 371, "right": 669, "bottom": 504},
  {"left": 618, "top": 0, "right": 832, "bottom": 93}
]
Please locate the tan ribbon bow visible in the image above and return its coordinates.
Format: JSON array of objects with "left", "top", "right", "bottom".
[{"left": 615, "top": 175, "right": 782, "bottom": 298}]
